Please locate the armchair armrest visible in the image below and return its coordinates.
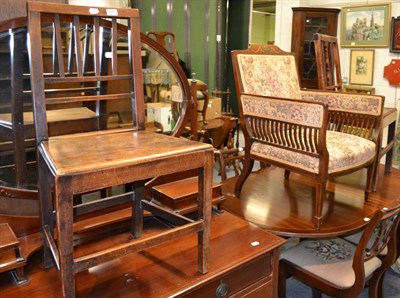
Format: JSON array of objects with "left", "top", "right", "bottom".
[
  {"left": 300, "top": 90, "right": 384, "bottom": 142},
  {"left": 240, "top": 93, "right": 329, "bottom": 158}
]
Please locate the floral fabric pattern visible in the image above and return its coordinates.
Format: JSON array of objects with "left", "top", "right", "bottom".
[
  {"left": 305, "top": 240, "right": 352, "bottom": 261},
  {"left": 280, "top": 237, "right": 382, "bottom": 288},
  {"left": 251, "top": 130, "right": 376, "bottom": 174},
  {"left": 237, "top": 54, "right": 302, "bottom": 99},
  {"left": 241, "top": 95, "right": 324, "bottom": 127},
  {"left": 301, "top": 90, "right": 383, "bottom": 115}
]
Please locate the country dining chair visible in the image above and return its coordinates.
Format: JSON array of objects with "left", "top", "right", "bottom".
[
  {"left": 27, "top": 2, "right": 213, "bottom": 297},
  {"left": 231, "top": 44, "right": 384, "bottom": 229},
  {"left": 278, "top": 206, "right": 400, "bottom": 298}
]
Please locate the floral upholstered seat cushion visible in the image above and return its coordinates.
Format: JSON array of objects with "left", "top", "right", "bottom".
[
  {"left": 251, "top": 130, "right": 376, "bottom": 174},
  {"left": 237, "top": 54, "right": 302, "bottom": 99},
  {"left": 280, "top": 238, "right": 382, "bottom": 288}
]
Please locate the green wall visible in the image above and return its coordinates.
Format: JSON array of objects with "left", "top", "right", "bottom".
[
  {"left": 251, "top": 13, "right": 275, "bottom": 45},
  {"left": 138, "top": 0, "right": 218, "bottom": 90},
  {"left": 136, "top": 0, "right": 250, "bottom": 116}
]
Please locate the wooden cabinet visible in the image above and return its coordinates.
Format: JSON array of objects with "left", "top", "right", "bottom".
[
  {"left": 0, "top": 212, "right": 286, "bottom": 297},
  {"left": 291, "top": 7, "right": 340, "bottom": 89}
]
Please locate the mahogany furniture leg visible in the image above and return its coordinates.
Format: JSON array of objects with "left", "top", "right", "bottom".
[{"left": 373, "top": 107, "right": 398, "bottom": 191}]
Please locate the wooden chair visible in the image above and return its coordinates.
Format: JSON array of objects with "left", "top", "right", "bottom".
[
  {"left": 231, "top": 44, "right": 384, "bottom": 229},
  {"left": 344, "top": 213, "right": 400, "bottom": 297},
  {"left": 313, "top": 33, "right": 398, "bottom": 192},
  {"left": 0, "top": 17, "right": 98, "bottom": 187},
  {"left": 313, "top": 33, "right": 342, "bottom": 91},
  {"left": 278, "top": 206, "right": 400, "bottom": 298},
  {"left": 147, "top": 31, "right": 179, "bottom": 62},
  {"left": 214, "top": 147, "right": 245, "bottom": 182},
  {"left": 28, "top": 3, "right": 213, "bottom": 297}
]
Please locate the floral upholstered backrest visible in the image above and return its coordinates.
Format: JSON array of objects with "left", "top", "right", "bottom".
[
  {"left": 236, "top": 54, "right": 302, "bottom": 100},
  {"left": 301, "top": 90, "right": 383, "bottom": 116}
]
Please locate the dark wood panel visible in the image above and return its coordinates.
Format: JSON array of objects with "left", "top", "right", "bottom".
[{"left": 0, "top": 212, "right": 285, "bottom": 297}]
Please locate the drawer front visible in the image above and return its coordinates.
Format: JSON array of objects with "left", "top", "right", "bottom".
[
  {"left": 232, "top": 276, "right": 273, "bottom": 298},
  {"left": 183, "top": 253, "right": 272, "bottom": 298}
]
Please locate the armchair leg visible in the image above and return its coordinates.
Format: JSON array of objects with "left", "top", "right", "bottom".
[
  {"left": 234, "top": 158, "right": 254, "bottom": 197},
  {"left": 314, "top": 181, "right": 326, "bottom": 230},
  {"left": 365, "top": 163, "right": 375, "bottom": 202}
]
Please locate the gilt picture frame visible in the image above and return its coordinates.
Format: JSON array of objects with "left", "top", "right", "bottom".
[
  {"left": 349, "top": 50, "right": 375, "bottom": 86},
  {"left": 341, "top": 3, "right": 391, "bottom": 47},
  {"left": 390, "top": 17, "right": 400, "bottom": 53}
]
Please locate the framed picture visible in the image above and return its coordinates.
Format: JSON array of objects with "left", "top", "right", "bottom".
[
  {"left": 349, "top": 50, "right": 375, "bottom": 86},
  {"left": 341, "top": 3, "right": 391, "bottom": 47},
  {"left": 390, "top": 17, "right": 400, "bottom": 53}
]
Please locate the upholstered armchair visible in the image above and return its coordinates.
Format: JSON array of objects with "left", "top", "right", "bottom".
[{"left": 231, "top": 44, "right": 384, "bottom": 229}]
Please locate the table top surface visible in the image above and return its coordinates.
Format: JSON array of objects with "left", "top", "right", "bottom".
[
  {"left": 0, "top": 212, "right": 285, "bottom": 297},
  {"left": 222, "top": 165, "right": 400, "bottom": 238}
]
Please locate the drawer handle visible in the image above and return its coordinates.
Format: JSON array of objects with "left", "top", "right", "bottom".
[{"left": 216, "top": 282, "right": 229, "bottom": 297}]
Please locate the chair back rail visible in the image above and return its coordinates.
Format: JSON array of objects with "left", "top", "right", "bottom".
[
  {"left": 147, "top": 31, "right": 179, "bottom": 62},
  {"left": 28, "top": 3, "right": 145, "bottom": 144},
  {"left": 348, "top": 207, "right": 400, "bottom": 294}
]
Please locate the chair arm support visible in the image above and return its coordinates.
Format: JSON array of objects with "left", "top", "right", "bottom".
[{"left": 240, "top": 94, "right": 329, "bottom": 157}]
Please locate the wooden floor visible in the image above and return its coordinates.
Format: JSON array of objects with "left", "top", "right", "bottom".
[{"left": 222, "top": 164, "right": 400, "bottom": 238}]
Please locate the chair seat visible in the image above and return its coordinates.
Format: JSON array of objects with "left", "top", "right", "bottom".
[
  {"left": 41, "top": 130, "right": 210, "bottom": 176},
  {"left": 251, "top": 130, "right": 376, "bottom": 174},
  {"left": 280, "top": 238, "right": 382, "bottom": 288}
]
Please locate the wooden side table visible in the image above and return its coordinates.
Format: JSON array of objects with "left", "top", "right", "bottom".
[
  {"left": 0, "top": 223, "right": 27, "bottom": 284},
  {"left": 374, "top": 107, "right": 398, "bottom": 190}
]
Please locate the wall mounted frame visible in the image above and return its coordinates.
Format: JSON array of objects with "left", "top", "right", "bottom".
[
  {"left": 341, "top": 3, "right": 391, "bottom": 47},
  {"left": 390, "top": 17, "right": 400, "bottom": 53},
  {"left": 349, "top": 49, "right": 375, "bottom": 86}
]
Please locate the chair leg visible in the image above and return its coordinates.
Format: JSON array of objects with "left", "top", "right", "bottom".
[
  {"left": 131, "top": 181, "right": 144, "bottom": 238},
  {"left": 278, "top": 261, "right": 287, "bottom": 298},
  {"left": 368, "top": 268, "right": 386, "bottom": 298},
  {"left": 234, "top": 157, "right": 254, "bottom": 197},
  {"left": 56, "top": 178, "right": 75, "bottom": 298},
  {"left": 37, "top": 155, "right": 54, "bottom": 269},
  {"left": 377, "top": 272, "right": 385, "bottom": 298},
  {"left": 365, "top": 163, "right": 375, "bottom": 201},
  {"left": 312, "top": 288, "right": 323, "bottom": 298},
  {"left": 314, "top": 181, "right": 326, "bottom": 229}
]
